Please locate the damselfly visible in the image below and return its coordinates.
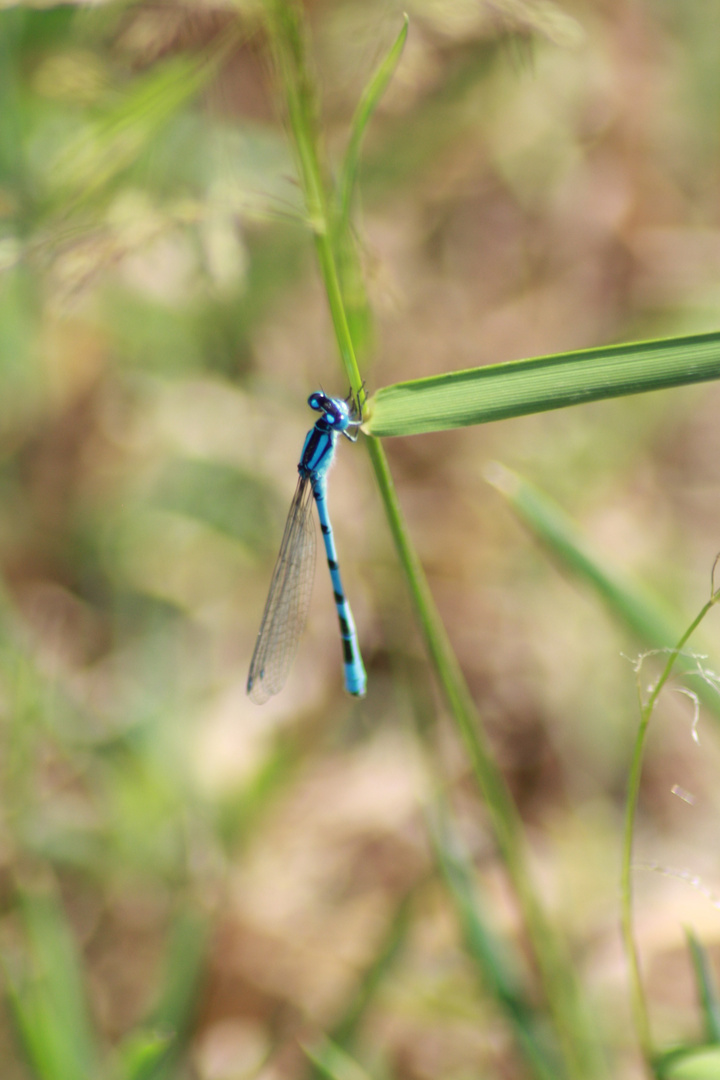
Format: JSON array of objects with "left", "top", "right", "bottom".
[{"left": 247, "top": 392, "right": 367, "bottom": 704}]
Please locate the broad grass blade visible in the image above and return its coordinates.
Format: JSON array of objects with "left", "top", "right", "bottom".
[{"left": 365, "top": 331, "right": 720, "bottom": 437}]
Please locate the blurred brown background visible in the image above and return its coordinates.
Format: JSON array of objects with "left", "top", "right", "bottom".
[{"left": 2, "top": 1, "right": 720, "bottom": 1077}]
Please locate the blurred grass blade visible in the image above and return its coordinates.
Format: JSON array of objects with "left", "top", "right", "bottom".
[
  {"left": 657, "top": 1046, "right": 720, "bottom": 1079},
  {"left": 364, "top": 331, "right": 720, "bottom": 437},
  {"left": 367, "top": 444, "right": 604, "bottom": 1080},
  {"left": 115, "top": 1029, "right": 173, "bottom": 1080},
  {"left": 431, "top": 812, "right": 562, "bottom": 1080},
  {"left": 686, "top": 930, "right": 720, "bottom": 1044},
  {"left": 144, "top": 909, "right": 210, "bottom": 1080},
  {"left": 327, "top": 888, "right": 414, "bottom": 1050},
  {"left": 303, "top": 1038, "right": 375, "bottom": 1080},
  {"left": 47, "top": 50, "right": 225, "bottom": 211},
  {"left": 154, "top": 458, "right": 274, "bottom": 549},
  {"left": 216, "top": 732, "right": 303, "bottom": 854},
  {"left": 2, "top": 890, "right": 99, "bottom": 1080},
  {"left": 486, "top": 463, "right": 720, "bottom": 719},
  {"left": 336, "top": 14, "right": 409, "bottom": 230}
]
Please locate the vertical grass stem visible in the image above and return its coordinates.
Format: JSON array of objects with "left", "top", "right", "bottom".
[
  {"left": 620, "top": 590, "right": 719, "bottom": 1068},
  {"left": 263, "top": 4, "right": 605, "bottom": 1075}
]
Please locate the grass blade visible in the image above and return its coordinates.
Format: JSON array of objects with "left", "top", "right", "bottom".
[
  {"left": 657, "top": 1045, "right": 720, "bottom": 1079},
  {"left": 431, "top": 812, "right": 563, "bottom": 1080},
  {"left": 45, "top": 47, "right": 227, "bottom": 214},
  {"left": 365, "top": 331, "right": 720, "bottom": 436},
  {"left": 336, "top": 15, "right": 409, "bottom": 231},
  {"left": 115, "top": 1030, "right": 173, "bottom": 1080},
  {"left": 487, "top": 464, "right": 720, "bottom": 720},
  {"left": 332, "top": 16, "right": 408, "bottom": 364},
  {"left": 143, "top": 909, "right": 210, "bottom": 1080},
  {"left": 326, "top": 888, "right": 414, "bottom": 1050},
  {"left": 264, "top": 0, "right": 364, "bottom": 393},
  {"left": 686, "top": 930, "right": 720, "bottom": 1044},
  {"left": 2, "top": 890, "right": 99, "bottom": 1080},
  {"left": 366, "top": 441, "right": 605, "bottom": 1080},
  {"left": 302, "top": 1038, "right": 375, "bottom": 1080}
]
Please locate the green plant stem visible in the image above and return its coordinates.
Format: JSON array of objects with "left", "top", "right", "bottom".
[
  {"left": 620, "top": 593, "right": 719, "bottom": 1069},
  {"left": 367, "top": 440, "right": 602, "bottom": 1080},
  {"left": 336, "top": 14, "right": 409, "bottom": 232},
  {"left": 264, "top": 4, "right": 603, "bottom": 1076},
  {"left": 265, "top": 0, "right": 363, "bottom": 396}
]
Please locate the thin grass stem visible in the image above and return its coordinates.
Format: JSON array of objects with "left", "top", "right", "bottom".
[
  {"left": 620, "top": 581, "right": 720, "bottom": 1069},
  {"left": 263, "top": 3, "right": 605, "bottom": 1075}
]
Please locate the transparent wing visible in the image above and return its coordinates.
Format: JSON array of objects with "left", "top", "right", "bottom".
[{"left": 247, "top": 477, "right": 316, "bottom": 704}]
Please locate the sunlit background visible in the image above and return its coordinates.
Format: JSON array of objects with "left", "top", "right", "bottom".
[{"left": 2, "top": 1, "right": 720, "bottom": 1077}]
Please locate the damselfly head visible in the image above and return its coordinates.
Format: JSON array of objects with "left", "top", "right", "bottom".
[{"left": 307, "top": 392, "right": 351, "bottom": 429}]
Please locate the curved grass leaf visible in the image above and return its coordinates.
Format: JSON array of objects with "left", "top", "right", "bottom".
[{"left": 364, "top": 331, "right": 720, "bottom": 437}]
